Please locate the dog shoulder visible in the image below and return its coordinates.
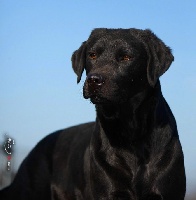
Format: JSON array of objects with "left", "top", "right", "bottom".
[{"left": 53, "top": 121, "right": 95, "bottom": 156}]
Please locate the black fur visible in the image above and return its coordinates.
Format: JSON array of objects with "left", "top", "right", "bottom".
[{"left": 0, "top": 28, "right": 186, "bottom": 200}]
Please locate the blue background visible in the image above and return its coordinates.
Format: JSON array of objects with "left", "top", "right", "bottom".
[{"left": 0, "top": 0, "right": 195, "bottom": 197}]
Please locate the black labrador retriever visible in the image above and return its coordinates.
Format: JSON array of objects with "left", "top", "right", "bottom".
[{"left": 0, "top": 28, "right": 186, "bottom": 200}]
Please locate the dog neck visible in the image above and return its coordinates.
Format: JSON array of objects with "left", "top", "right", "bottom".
[{"left": 94, "top": 81, "right": 162, "bottom": 148}]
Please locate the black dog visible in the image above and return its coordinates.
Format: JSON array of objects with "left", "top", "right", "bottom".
[{"left": 0, "top": 28, "right": 186, "bottom": 200}]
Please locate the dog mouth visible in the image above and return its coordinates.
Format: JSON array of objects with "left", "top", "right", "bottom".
[
  {"left": 83, "top": 82, "right": 123, "bottom": 105},
  {"left": 89, "top": 95, "right": 102, "bottom": 104},
  {"left": 84, "top": 93, "right": 109, "bottom": 104},
  {"left": 83, "top": 87, "right": 110, "bottom": 104}
]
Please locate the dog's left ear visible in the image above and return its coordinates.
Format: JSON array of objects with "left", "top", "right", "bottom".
[
  {"left": 144, "top": 30, "right": 174, "bottom": 87},
  {"left": 131, "top": 29, "right": 174, "bottom": 87},
  {"left": 71, "top": 41, "right": 86, "bottom": 83}
]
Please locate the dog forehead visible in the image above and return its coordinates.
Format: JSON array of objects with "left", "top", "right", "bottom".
[
  {"left": 89, "top": 28, "right": 142, "bottom": 36},
  {"left": 87, "top": 28, "right": 142, "bottom": 49}
]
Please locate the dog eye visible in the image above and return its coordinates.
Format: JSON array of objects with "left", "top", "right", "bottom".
[
  {"left": 121, "top": 55, "right": 132, "bottom": 61},
  {"left": 89, "top": 52, "right": 97, "bottom": 60}
]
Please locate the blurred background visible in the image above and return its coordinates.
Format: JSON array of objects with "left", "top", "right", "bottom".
[{"left": 0, "top": 1, "right": 195, "bottom": 199}]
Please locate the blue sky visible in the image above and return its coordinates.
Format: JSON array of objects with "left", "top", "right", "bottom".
[{"left": 0, "top": 0, "right": 196, "bottom": 195}]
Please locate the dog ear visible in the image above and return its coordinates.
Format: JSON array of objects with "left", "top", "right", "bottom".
[
  {"left": 131, "top": 29, "right": 174, "bottom": 87},
  {"left": 144, "top": 30, "right": 174, "bottom": 87},
  {"left": 71, "top": 41, "right": 86, "bottom": 83},
  {"left": 71, "top": 29, "right": 107, "bottom": 84}
]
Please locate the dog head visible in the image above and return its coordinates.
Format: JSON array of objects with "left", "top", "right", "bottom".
[{"left": 72, "top": 28, "right": 174, "bottom": 104}]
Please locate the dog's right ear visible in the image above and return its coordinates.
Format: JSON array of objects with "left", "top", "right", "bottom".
[{"left": 71, "top": 41, "right": 86, "bottom": 83}]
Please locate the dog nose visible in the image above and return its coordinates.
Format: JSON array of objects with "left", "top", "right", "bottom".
[{"left": 87, "top": 74, "right": 105, "bottom": 87}]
